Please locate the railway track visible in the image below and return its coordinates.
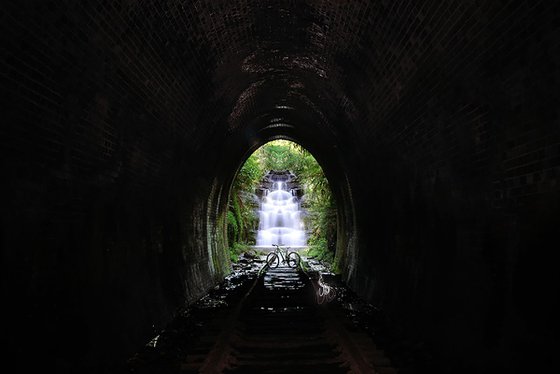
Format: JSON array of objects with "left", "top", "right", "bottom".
[{"left": 177, "top": 259, "right": 398, "bottom": 374}]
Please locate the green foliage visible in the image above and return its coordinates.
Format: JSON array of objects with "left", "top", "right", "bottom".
[
  {"left": 233, "top": 152, "right": 261, "bottom": 192},
  {"left": 226, "top": 210, "right": 238, "bottom": 244},
  {"left": 256, "top": 140, "right": 301, "bottom": 171},
  {"left": 306, "top": 238, "right": 333, "bottom": 262},
  {"left": 229, "top": 243, "right": 251, "bottom": 263},
  {"left": 227, "top": 153, "right": 261, "bottom": 263}
]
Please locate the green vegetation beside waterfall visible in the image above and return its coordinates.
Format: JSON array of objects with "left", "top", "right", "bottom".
[
  {"left": 227, "top": 152, "right": 261, "bottom": 262},
  {"left": 227, "top": 140, "right": 338, "bottom": 271}
]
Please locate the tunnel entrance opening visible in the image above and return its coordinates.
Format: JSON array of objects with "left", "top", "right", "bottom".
[{"left": 225, "top": 139, "right": 339, "bottom": 271}]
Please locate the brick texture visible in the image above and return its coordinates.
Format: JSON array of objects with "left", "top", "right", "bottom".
[{"left": 1, "top": 0, "right": 558, "bottom": 372}]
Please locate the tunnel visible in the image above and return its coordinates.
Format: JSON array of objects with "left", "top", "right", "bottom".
[{"left": 1, "top": 1, "right": 559, "bottom": 373}]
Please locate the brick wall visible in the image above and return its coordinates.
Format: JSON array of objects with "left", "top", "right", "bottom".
[{"left": 1, "top": 0, "right": 558, "bottom": 372}]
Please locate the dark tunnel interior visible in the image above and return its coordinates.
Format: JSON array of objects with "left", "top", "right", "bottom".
[{"left": 1, "top": 1, "right": 559, "bottom": 373}]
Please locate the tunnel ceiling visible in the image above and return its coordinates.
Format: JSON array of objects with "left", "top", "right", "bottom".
[
  {"left": 41, "top": 0, "right": 494, "bottom": 148},
  {"left": 6, "top": 0, "right": 544, "bottom": 164},
  {"left": 120, "top": 0, "right": 539, "bottom": 148},
  {"left": 4, "top": 0, "right": 551, "bottom": 158},
  {"left": 164, "top": 0, "right": 360, "bottom": 135}
]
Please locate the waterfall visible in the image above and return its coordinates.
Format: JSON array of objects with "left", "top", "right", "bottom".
[{"left": 255, "top": 172, "right": 307, "bottom": 247}]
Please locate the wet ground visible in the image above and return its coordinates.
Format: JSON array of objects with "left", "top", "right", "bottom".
[{"left": 123, "top": 253, "right": 432, "bottom": 373}]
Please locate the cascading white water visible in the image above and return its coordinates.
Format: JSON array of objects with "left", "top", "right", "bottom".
[{"left": 255, "top": 180, "right": 307, "bottom": 247}]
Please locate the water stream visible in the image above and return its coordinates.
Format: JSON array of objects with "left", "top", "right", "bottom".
[{"left": 255, "top": 172, "right": 307, "bottom": 248}]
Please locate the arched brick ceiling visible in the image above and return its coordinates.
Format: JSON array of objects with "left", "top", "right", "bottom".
[
  {"left": 10, "top": 0, "right": 544, "bottom": 157},
  {"left": 102, "top": 0, "right": 538, "bottom": 146},
  {"left": 96, "top": 0, "right": 383, "bottom": 139}
]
